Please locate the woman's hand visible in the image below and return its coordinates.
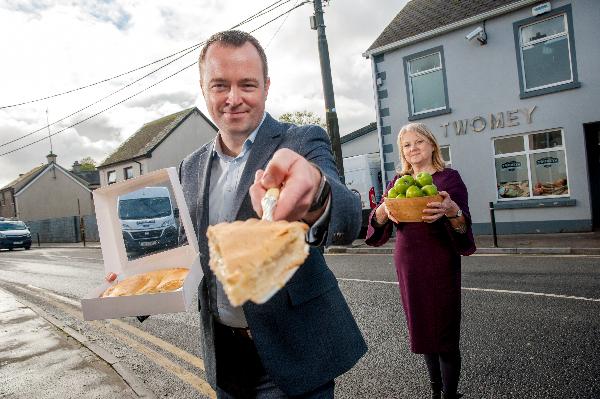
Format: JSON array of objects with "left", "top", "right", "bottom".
[
  {"left": 422, "top": 190, "right": 458, "bottom": 223},
  {"left": 375, "top": 202, "right": 399, "bottom": 225}
]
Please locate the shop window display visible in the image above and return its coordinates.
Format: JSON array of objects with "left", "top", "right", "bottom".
[{"left": 493, "top": 130, "right": 569, "bottom": 200}]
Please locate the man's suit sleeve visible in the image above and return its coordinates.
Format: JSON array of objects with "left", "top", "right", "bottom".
[{"left": 299, "top": 125, "right": 362, "bottom": 246}]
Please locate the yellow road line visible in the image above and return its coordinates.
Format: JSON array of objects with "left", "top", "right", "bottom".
[
  {"left": 26, "top": 284, "right": 205, "bottom": 370},
  {"left": 9, "top": 283, "right": 212, "bottom": 396},
  {"left": 109, "top": 319, "right": 205, "bottom": 371},
  {"left": 110, "top": 328, "right": 215, "bottom": 399}
]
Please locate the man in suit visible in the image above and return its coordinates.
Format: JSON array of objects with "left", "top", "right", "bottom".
[{"left": 179, "top": 30, "right": 366, "bottom": 398}]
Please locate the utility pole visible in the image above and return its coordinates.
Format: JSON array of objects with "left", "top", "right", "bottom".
[{"left": 310, "top": 0, "right": 344, "bottom": 182}]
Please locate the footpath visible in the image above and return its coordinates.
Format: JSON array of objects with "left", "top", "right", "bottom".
[
  {"left": 326, "top": 231, "right": 600, "bottom": 255},
  {"left": 0, "top": 289, "right": 153, "bottom": 398},
  {"left": 2, "top": 231, "right": 598, "bottom": 398}
]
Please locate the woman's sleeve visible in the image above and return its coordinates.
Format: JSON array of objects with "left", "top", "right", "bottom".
[
  {"left": 365, "top": 178, "right": 395, "bottom": 247},
  {"left": 443, "top": 170, "right": 476, "bottom": 256}
]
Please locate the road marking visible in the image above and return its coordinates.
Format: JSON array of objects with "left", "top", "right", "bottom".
[
  {"left": 8, "top": 283, "right": 211, "bottom": 391},
  {"left": 109, "top": 328, "right": 215, "bottom": 399},
  {"left": 110, "top": 319, "right": 205, "bottom": 371},
  {"left": 336, "top": 278, "right": 600, "bottom": 302},
  {"left": 461, "top": 287, "right": 600, "bottom": 302},
  {"left": 24, "top": 284, "right": 206, "bottom": 371},
  {"left": 328, "top": 253, "right": 600, "bottom": 258},
  {"left": 40, "top": 254, "right": 102, "bottom": 262},
  {"left": 338, "top": 277, "right": 397, "bottom": 285}
]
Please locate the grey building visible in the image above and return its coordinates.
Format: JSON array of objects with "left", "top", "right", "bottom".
[
  {"left": 98, "top": 107, "right": 217, "bottom": 186},
  {"left": 364, "top": 0, "right": 599, "bottom": 234},
  {"left": 341, "top": 122, "right": 378, "bottom": 158}
]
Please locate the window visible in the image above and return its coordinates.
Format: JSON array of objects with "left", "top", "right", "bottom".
[
  {"left": 440, "top": 146, "right": 451, "bottom": 168},
  {"left": 124, "top": 167, "right": 134, "bottom": 180},
  {"left": 107, "top": 170, "right": 117, "bottom": 185},
  {"left": 514, "top": 5, "right": 580, "bottom": 98},
  {"left": 403, "top": 46, "right": 451, "bottom": 120},
  {"left": 493, "top": 130, "right": 569, "bottom": 200}
]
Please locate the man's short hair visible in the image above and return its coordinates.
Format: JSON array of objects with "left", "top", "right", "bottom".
[{"left": 199, "top": 30, "right": 269, "bottom": 84}]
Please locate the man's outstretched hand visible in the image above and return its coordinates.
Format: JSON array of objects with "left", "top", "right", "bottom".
[{"left": 249, "top": 149, "right": 323, "bottom": 223}]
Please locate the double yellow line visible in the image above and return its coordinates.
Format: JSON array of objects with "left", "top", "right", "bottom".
[{"left": 11, "top": 284, "right": 216, "bottom": 399}]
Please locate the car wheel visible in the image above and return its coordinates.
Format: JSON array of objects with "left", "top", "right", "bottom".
[
  {"left": 8, "top": 248, "right": 13, "bottom": 251},
  {"left": 25, "top": 246, "right": 31, "bottom": 250}
]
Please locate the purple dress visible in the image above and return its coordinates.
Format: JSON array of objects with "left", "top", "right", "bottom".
[{"left": 366, "top": 168, "right": 476, "bottom": 353}]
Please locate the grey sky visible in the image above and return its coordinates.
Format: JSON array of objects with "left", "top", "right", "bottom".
[{"left": 0, "top": 0, "right": 406, "bottom": 187}]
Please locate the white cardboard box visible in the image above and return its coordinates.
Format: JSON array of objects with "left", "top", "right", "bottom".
[{"left": 81, "top": 168, "right": 203, "bottom": 321}]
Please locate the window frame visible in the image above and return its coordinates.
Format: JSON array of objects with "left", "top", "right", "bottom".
[
  {"left": 492, "top": 129, "right": 570, "bottom": 201},
  {"left": 123, "top": 166, "right": 134, "bottom": 180},
  {"left": 440, "top": 145, "right": 452, "bottom": 168},
  {"left": 403, "top": 46, "right": 451, "bottom": 121},
  {"left": 513, "top": 4, "right": 580, "bottom": 99},
  {"left": 107, "top": 170, "right": 117, "bottom": 185}
]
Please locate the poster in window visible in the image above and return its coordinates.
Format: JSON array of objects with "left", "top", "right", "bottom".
[
  {"left": 530, "top": 151, "right": 568, "bottom": 196},
  {"left": 495, "top": 155, "right": 529, "bottom": 198}
]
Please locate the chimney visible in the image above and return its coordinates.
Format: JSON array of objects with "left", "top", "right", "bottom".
[
  {"left": 46, "top": 152, "right": 57, "bottom": 164},
  {"left": 72, "top": 160, "right": 81, "bottom": 173}
]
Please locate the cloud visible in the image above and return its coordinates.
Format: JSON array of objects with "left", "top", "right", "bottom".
[
  {"left": 0, "top": 0, "right": 406, "bottom": 187},
  {"left": 127, "top": 91, "right": 196, "bottom": 110}
]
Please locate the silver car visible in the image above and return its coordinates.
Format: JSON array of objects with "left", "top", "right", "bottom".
[{"left": 0, "top": 220, "right": 32, "bottom": 250}]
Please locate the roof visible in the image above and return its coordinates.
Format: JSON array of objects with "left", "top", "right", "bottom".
[
  {"left": 100, "top": 107, "right": 215, "bottom": 168},
  {"left": 0, "top": 164, "right": 46, "bottom": 192},
  {"left": 367, "top": 0, "right": 526, "bottom": 53},
  {"left": 1, "top": 161, "right": 94, "bottom": 195},
  {"left": 341, "top": 122, "right": 377, "bottom": 145},
  {"left": 72, "top": 170, "right": 100, "bottom": 187}
]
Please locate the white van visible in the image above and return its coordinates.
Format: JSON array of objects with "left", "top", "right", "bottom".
[
  {"left": 343, "top": 153, "right": 384, "bottom": 237},
  {"left": 118, "top": 186, "right": 179, "bottom": 255}
]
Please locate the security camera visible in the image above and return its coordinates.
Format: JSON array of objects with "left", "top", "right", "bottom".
[
  {"left": 465, "top": 26, "right": 487, "bottom": 45},
  {"left": 465, "top": 26, "right": 484, "bottom": 41}
]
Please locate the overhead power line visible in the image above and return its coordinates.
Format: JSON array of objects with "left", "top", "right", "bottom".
[
  {"left": 0, "top": 1, "right": 309, "bottom": 158},
  {"left": 0, "top": 0, "right": 293, "bottom": 111},
  {"left": 0, "top": 0, "right": 299, "bottom": 149}
]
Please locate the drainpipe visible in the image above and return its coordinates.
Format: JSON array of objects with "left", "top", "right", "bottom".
[
  {"left": 134, "top": 160, "right": 143, "bottom": 175},
  {"left": 11, "top": 188, "right": 17, "bottom": 218}
]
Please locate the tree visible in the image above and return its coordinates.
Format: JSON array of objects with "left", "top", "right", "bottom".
[
  {"left": 79, "top": 156, "right": 97, "bottom": 172},
  {"left": 278, "top": 110, "right": 326, "bottom": 129}
]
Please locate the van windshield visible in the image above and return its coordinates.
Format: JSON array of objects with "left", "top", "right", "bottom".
[
  {"left": 0, "top": 221, "right": 27, "bottom": 231},
  {"left": 119, "top": 198, "right": 171, "bottom": 220}
]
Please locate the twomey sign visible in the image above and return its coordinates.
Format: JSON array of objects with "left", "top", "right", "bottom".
[{"left": 440, "top": 105, "right": 537, "bottom": 137}]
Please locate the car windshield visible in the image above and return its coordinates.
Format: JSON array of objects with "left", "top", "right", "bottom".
[
  {"left": 118, "top": 197, "right": 171, "bottom": 220},
  {"left": 0, "top": 221, "right": 27, "bottom": 231}
]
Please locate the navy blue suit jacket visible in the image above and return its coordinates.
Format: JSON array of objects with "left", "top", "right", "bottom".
[{"left": 179, "top": 113, "right": 367, "bottom": 395}]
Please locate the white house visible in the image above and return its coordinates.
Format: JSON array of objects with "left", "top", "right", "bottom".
[{"left": 98, "top": 107, "right": 217, "bottom": 186}]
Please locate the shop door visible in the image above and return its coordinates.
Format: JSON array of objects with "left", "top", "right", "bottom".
[{"left": 584, "top": 122, "right": 600, "bottom": 229}]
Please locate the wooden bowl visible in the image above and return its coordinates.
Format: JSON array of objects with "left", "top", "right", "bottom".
[{"left": 384, "top": 194, "right": 443, "bottom": 222}]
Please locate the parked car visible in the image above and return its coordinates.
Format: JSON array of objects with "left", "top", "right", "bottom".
[{"left": 0, "top": 220, "right": 32, "bottom": 250}]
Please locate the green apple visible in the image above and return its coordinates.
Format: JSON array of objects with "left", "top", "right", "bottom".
[
  {"left": 421, "top": 184, "right": 438, "bottom": 196},
  {"left": 405, "top": 185, "right": 424, "bottom": 198},
  {"left": 415, "top": 172, "right": 433, "bottom": 188},
  {"left": 396, "top": 192, "right": 406, "bottom": 198},
  {"left": 399, "top": 174, "right": 415, "bottom": 187},
  {"left": 387, "top": 187, "right": 399, "bottom": 198},
  {"left": 394, "top": 179, "right": 411, "bottom": 194}
]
